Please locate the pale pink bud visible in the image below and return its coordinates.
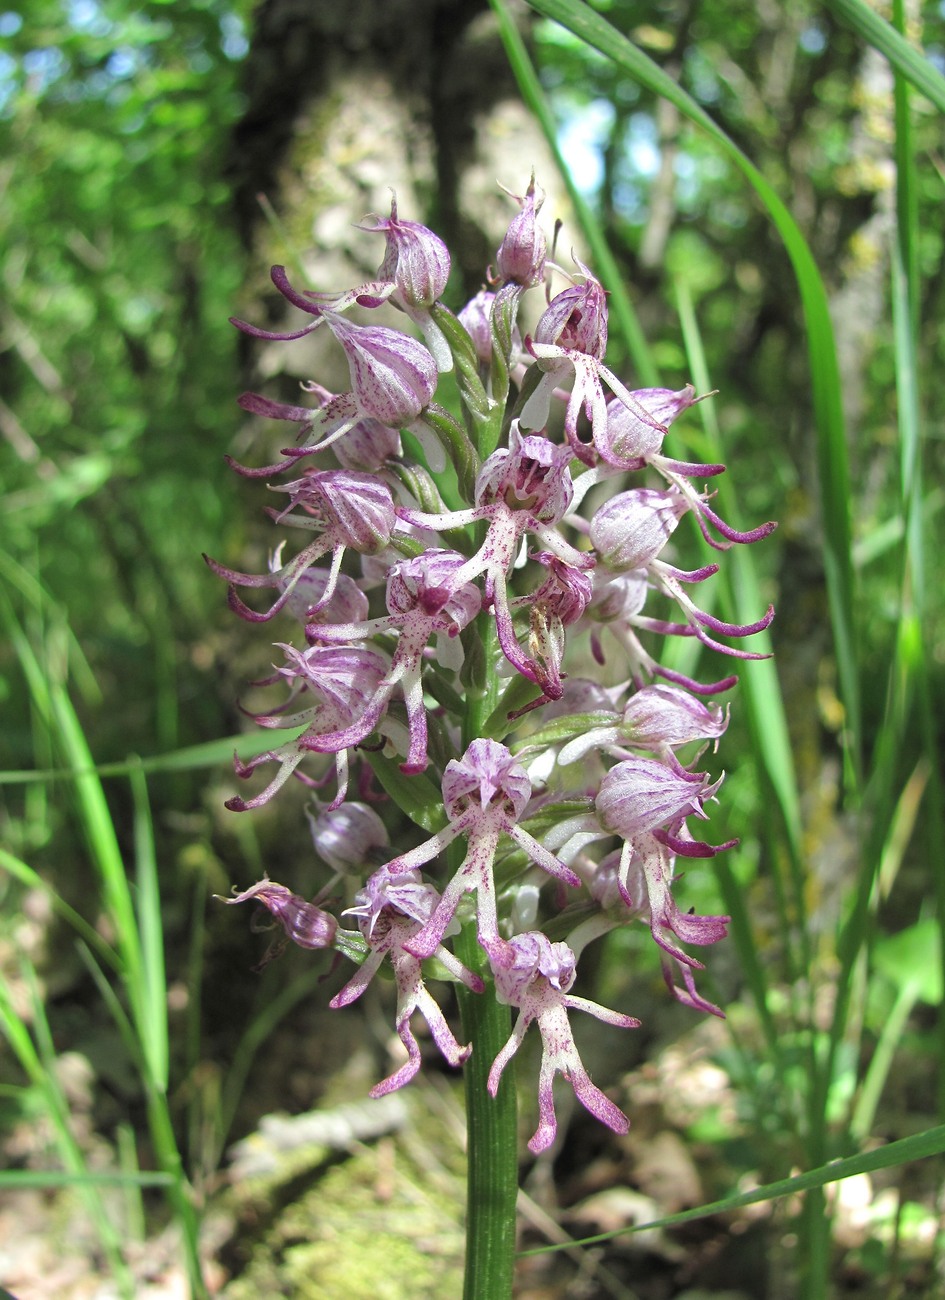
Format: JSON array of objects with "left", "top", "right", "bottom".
[
  {"left": 365, "top": 196, "right": 451, "bottom": 310},
  {"left": 333, "top": 416, "right": 403, "bottom": 471},
  {"left": 308, "top": 801, "right": 389, "bottom": 872},
  {"left": 590, "top": 488, "right": 689, "bottom": 571},
  {"left": 323, "top": 312, "right": 437, "bottom": 426},
  {"left": 496, "top": 176, "right": 546, "bottom": 287},
  {"left": 588, "top": 569, "right": 649, "bottom": 623},
  {"left": 596, "top": 386, "right": 696, "bottom": 467},
  {"left": 458, "top": 289, "right": 496, "bottom": 365},
  {"left": 285, "top": 571, "right": 368, "bottom": 625}
]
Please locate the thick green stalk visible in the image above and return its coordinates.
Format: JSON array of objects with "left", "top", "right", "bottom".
[
  {"left": 457, "top": 923, "right": 518, "bottom": 1300},
  {"left": 457, "top": 616, "right": 519, "bottom": 1300}
]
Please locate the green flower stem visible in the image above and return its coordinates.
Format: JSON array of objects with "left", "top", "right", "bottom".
[
  {"left": 456, "top": 614, "right": 519, "bottom": 1300},
  {"left": 456, "top": 920, "right": 518, "bottom": 1300}
]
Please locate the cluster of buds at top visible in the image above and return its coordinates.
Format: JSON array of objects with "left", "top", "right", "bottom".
[{"left": 214, "top": 179, "right": 775, "bottom": 1153}]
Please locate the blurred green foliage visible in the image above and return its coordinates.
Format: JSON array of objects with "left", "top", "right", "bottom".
[{"left": 1, "top": 0, "right": 251, "bottom": 766}]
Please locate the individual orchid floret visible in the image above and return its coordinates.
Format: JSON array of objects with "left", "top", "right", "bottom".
[
  {"left": 579, "top": 387, "right": 777, "bottom": 552},
  {"left": 370, "top": 740, "right": 580, "bottom": 959},
  {"left": 475, "top": 424, "right": 576, "bottom": 525},
  {"left": 205, "top": 471, "right": 397, "bottom": 621},
  {"left": 306, "top": 196, "right": 453, "bottom": 371},
  {"left": 270, "top": 469, "right": 397, "bottom": 551},
  {"left": 219, "top": 877, "right": 338, "bottom": 958},
  {"left": 397, "top": 425, "right": 591, "bottom": 700},
  {"left": 594, "top": 757, "right": 733, "bottom": 965},
  {"left": 305, "top": 550, "right": 481, "bottom": 774},
  {"left": 232, "top": 381, "right": 404, "bottom": 476},
  {"left": 359, "top": 197, "right": 452, "bottom": 369},
  {"left": 595, "top": 431, "right": 779, "bottom": 559},
  {"left": 508, "top": 553, "right": 593, "bottom": 706},
  {"left": 330, "top": 865, "right": 482, "bottom": 1096},
  {"left": 226, "top": 643, "right": 389, "bottom": 811},
  {"left": 590, "top": 487, "right": 775, "bottom": 660},
  {"left": 557, "top": 683, "right": 729, "bottom": 767},
  {"left": 571, "top": 849, "right": 726, "bottom": 1019},
  {"left": 533, "top": 261, "right": 608, "bottom": 359},
  {"left": 591, "top": 488, "right": 689, "bottom": 572},
  {"left": 495, "top": 175, "right": 547, "bottom": 288},
  {"left": 232, "top": 192, "right": 453, "bottom": 367},
  {"left": 586, "top": 568, "right": 739, "bottom": 697},
  {"left": 486, "top": 932, "right": 639, "bottom": 1153},
  {"left": 231, "top": 283, "right": 440, "bottom": 465},
  {"left": 518, "top": 261, "right": 614, "bottom": 459},
  {"left": 307, "top": 800, "right": 390, "bottom": 874},
  {"left": 519, "top": 264, "right": 705, "bottom": 469}
]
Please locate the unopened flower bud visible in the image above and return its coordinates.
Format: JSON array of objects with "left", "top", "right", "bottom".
[
  {"left": 333, "top": 416, "right": 403, "bottom": 470},
  {"left": 590, "top": 488, "right": 689, "bottom": 571},
  {"left": 588, "top": 569, "right": 649, "bottom": 623},
  {"left": 496, "top": 176, "right": 546, "bottom": 287},
  {"left": 323, "top": 312, "right": 438, "bottom": 426},
  {"left": 458, "top": 289, "right": 496, "bottom": 365},
  {"left": 308, "top": 801, "right": 390, "bottom": 872},
  {"left": 596, "top": 386, "right": 696, "bottom": 467},
  {"left": 284, "top": 570, "right": 368, "bottom": 625},
  {"left": 365, "top": 196, "right": 451, "bottom": 310}
]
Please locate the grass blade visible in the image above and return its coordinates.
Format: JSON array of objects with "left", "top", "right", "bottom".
[
  {"left": 521, "top": 0, "right": 860, "bottom": 795},
  {"left": 823, "top": 0, "right": 945, "bottom": 114}
]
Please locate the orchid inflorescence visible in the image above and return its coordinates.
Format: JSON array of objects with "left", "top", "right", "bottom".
[{"left": 214, "top": 180, "right": 775, "bottom": 1153}]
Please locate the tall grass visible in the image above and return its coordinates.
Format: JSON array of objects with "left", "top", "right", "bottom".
[
  {"left": 497, "top": 0, "right": 945, "bottom": 1291},
  {"left": 0, "top": 548, "right": 335, "bottom": 1290}
]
